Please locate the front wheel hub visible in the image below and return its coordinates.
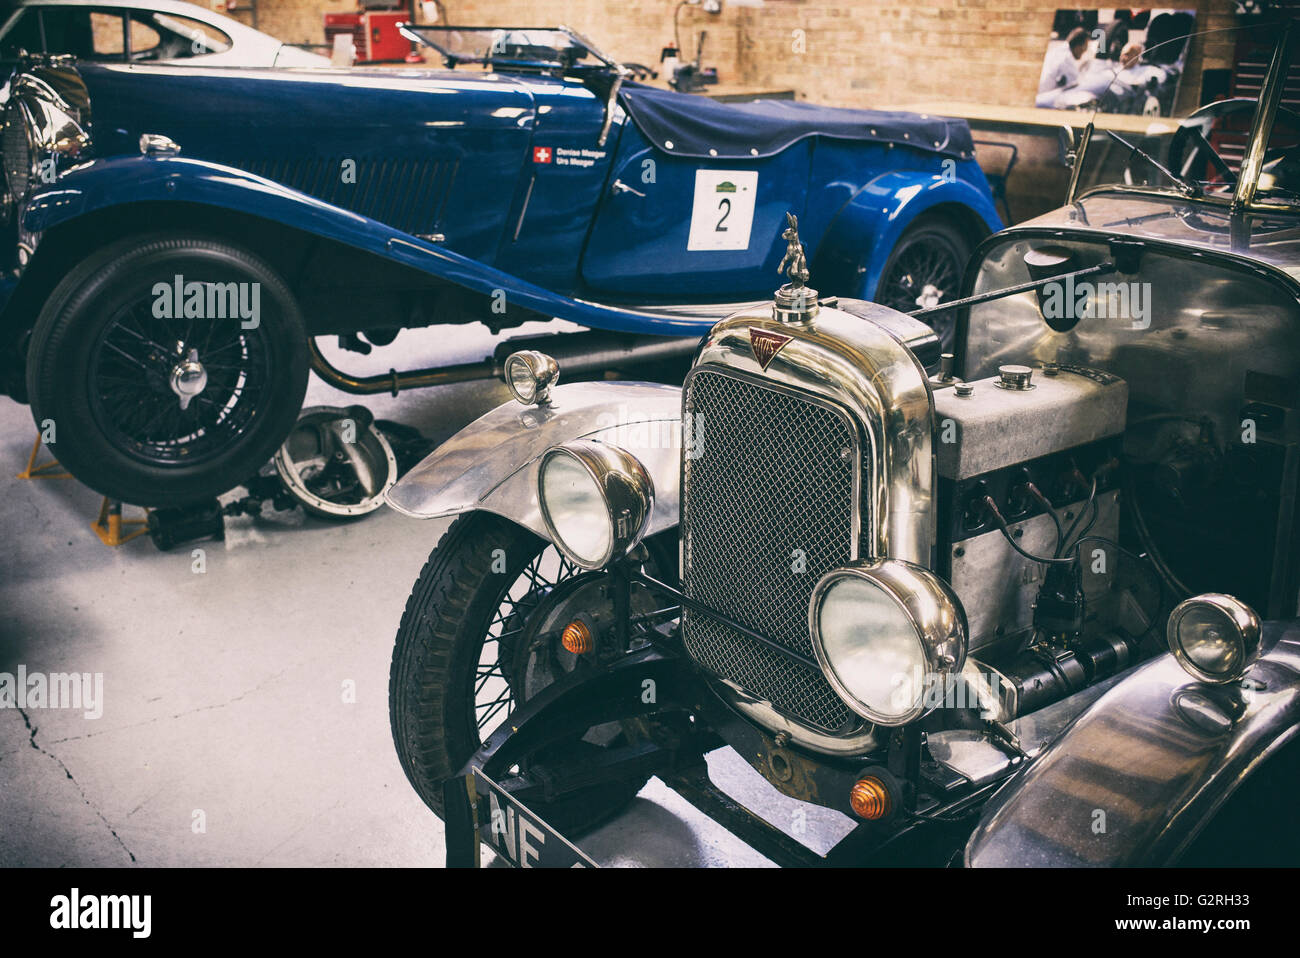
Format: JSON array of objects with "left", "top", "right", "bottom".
[
  {"left": 169, "top": 348, "right": 208, "bottom": 411},
  {"left": 916, "top": 282, "right": 944, "bottom": 309}
]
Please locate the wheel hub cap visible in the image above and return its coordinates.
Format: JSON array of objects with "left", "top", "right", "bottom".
[
  {"left": 169, "top": 348, "right": 208, "bottom": 411},
  {"left": 916, "top": 282, "right": 944, "bottom": 309}
]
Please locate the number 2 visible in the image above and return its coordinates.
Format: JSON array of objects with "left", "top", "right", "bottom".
[{"left": 715, "top": 198, "right": 731, "bottom": 232}]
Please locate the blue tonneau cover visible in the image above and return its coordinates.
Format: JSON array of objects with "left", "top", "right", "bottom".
[{"left": 617, "top": 83, "right": 975, "bottom": 160}]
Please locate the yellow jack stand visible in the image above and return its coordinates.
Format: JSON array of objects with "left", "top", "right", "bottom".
[
  {"left": 91, "top": 498, "right": 150, "bottom": 547},
  {"left": 16, "top": 435, "right": 72, "bottom": 480}
]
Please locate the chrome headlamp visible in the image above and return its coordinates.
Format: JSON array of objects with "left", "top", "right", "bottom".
[
  {"left": 503, "top": 350, "right": 559, "bottom": 405},
  {"left": 537, "top": 440, "right": 653, "bottom": 570},
  {"left": 1166, "top": 593, "right": 1261, "bottom": 685},
  {"left": 809, "top": 560, "right": 967, "bottom": 727},
  {"left": 3, "top": 64, "right": 92, "bottom": 206}
]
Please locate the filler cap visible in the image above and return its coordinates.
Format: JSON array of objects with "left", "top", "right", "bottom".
[{"left": 996, "top": 365, "right": 1035, "bottom": 391}]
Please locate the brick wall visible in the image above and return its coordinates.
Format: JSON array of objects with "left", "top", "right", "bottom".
[
  {"left": 441, "top": 0, "right": 1238, "bottom": 112},
  {"left": 185, "top": 0, "right": 359, "bottom": 48},
  {"left": 193, "top": 0, "right": 1238, "bottom": 112}
]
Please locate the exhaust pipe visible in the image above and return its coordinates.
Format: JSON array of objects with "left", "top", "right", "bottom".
[
  {"left": 308, "top": 330, "right": 701, "bottom": 397},
  {"left": 492, "top": 330, "right": 700, "bottom": 377}
]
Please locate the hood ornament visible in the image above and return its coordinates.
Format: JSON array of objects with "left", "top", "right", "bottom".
[{"left": 773, "top": 212, "right": 819, "bottom": 322}]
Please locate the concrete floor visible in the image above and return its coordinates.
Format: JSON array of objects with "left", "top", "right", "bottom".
[{"left": 0, "top": 322, "right": 859, "bottom": 867}]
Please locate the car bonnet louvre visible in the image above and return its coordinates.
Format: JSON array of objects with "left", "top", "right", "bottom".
[{"left": 214, "top": 156, "right": 460, "bottom": 236}]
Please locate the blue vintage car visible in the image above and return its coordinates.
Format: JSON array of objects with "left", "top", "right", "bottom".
[{"left": 0, "top": 27, "right": 1000, "bottom": 507}]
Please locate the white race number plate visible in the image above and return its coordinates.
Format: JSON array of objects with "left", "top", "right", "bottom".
[{"left": 687, "top": 170, "right": 758, "bottom": 251}]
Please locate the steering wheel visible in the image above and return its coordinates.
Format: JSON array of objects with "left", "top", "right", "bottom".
[{"left": 1168, "top": 97, "right": 1300, "bottom": 191}]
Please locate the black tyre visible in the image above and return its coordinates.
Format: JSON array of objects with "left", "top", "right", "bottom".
[
  {"left": 390, "top": 511, "right": 674, "bottom": 832},
  {"left": 876, "top": 215, "right": 970, "bottom": 352},
  {"left": 25, "top": 232, "right": 309, "bottom": 507}
]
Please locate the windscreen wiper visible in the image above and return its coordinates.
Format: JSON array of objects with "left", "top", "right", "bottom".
[{"left": 1105, "top": 129, "right": 1202, "bottom": 198}]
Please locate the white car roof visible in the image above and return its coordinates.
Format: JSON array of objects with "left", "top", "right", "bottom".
[{"left": 10, "top": 0, "right": 330, "bottom": 66}]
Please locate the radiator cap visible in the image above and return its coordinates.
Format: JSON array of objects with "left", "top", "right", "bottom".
[{"left": 773, "top": 212, "right": 819, "bottom": 323}]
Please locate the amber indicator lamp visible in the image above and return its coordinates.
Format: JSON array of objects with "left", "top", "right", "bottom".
[
  {"left": 849, "top": 775, "right": 893, "bottom": 821},
  {"left": 561, "top": 620, "right": 595, "bottom": 655}
]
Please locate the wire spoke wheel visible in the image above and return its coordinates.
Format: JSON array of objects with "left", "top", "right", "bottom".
[
  {"left": 877, "top": 217, "right": 970, "bottom": 352},
  {"left": 90, "top": 296, "right": 274, "bottom": 467},
  {"left": 389, "top": 512, "right": 680, "bottom": 830},
  {"left": 25, "top": 233, "right": 308, "bottom": 507},
  {"left": 471, "top": 544, "right": 581, "bottom": 741}
]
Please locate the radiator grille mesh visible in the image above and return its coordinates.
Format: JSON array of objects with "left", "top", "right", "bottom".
[
  {"left": 681, "top": 367, "right": 861, "bottom": 733},
  {"left": 3, "top": 106, "right": 33, "bottom": 201}
]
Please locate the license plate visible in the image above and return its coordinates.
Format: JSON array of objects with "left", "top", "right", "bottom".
[{"left": 469, "top": 769, "right": 599, "bottom": 868}]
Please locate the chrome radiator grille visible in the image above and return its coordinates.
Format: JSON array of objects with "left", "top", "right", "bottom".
[
  {"left": 2, "top": 106, "right": 32, "bottom": 201},
  {"left": 681, "top": 367, "right": 860, "bottom": 733}
]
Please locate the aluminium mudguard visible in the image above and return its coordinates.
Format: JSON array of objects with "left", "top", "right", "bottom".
[
  {"left": 18, "top": 155, "right": 719, "bottom": 338},
  {"left": 385, "top": 381, "right": 683, "bottom": 540},
  {"left": 965, "top": 619, "right": 1300, "bottom": 867},
  {"left": 818, "top": 168, "right": 1002, "bottom": 301}
]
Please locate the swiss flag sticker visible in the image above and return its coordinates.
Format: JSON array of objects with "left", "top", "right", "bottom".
[{"left": 533, "top": 146, "right": 552, "bottom": 164}]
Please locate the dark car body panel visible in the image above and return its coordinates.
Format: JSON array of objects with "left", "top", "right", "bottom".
[{"left": 77, "top": 63, "right": 539, "bottom": 263}]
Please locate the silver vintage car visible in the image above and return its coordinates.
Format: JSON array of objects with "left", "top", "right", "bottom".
[{"left": 383, "top": 20, "right": 1300, "bottom": 867}]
